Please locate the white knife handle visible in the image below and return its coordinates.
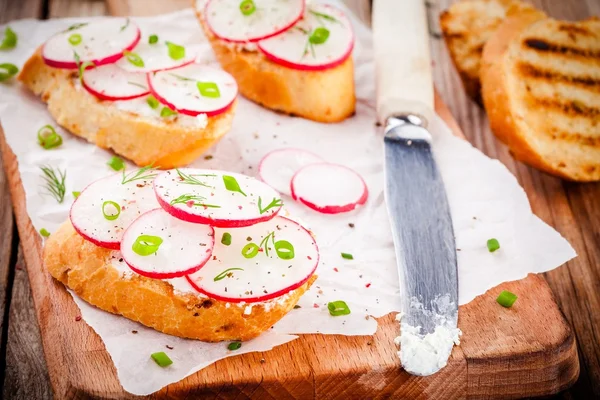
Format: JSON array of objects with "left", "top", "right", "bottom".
[{"left": 373, "top": 0, "right": 434, "bottom": 125}]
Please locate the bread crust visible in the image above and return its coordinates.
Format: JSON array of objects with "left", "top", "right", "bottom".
[
  {"left": 18, "top": 50, "right": 235, "bottom": 169},
  {"left": 194, "top": 8, "right": 355, "bottom": 123},
  {"left": 43, "top": 221, "right": 315, "bottom": 341},
  {"left": 481, "top": 12, "right": 600, "bottom": 181}
]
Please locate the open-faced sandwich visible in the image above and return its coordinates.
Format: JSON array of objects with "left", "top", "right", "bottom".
[
  {"left": 43, "top": 167, "right": 319, "bottom": 341},
  {"left": 194, "top": 0, "right": 356, "bottom": 123},
  {"left": 19, "top": 19, "right": 238, "bottom": 168}
]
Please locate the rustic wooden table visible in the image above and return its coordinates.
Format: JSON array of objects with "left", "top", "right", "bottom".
[{"left": 0, "top": 0, "right": 598, "bottom": 398}]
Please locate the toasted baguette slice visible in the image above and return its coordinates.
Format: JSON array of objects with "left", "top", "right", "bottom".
[
  {"left": 440, "top": 0, "right": 537, "bottom": 103},
  {"left": 481, "top": 14, "right": 600, "bottom": 181},
  {"left": 43, "top": 221, "right": 315, "bottom": 342},
  {"left": 18, "top": 50, "right": 235, "bottom": 169},
  {"left": 193, "top": 6, "right": 355, "bottom": 123}
]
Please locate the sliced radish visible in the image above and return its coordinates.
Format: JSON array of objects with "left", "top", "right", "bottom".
[
  {"left": 186, "top": 216, "right": 318, "bottom": 303},
  {"left": 121, "top": 208, "right": 215, "bottom": 279},
  {"left": 154, "top": 168, "right": 282, "bottom": 228},
  {"left": 204, "top": 0, "right": 305, "bottom": 43},
  {"left": 42, "top": 18, "right": 141, "bottom": 69},
  {"left": 70, "top": 171, "right": 158, "bottom": 249},
  {"left": 259, "top": 148, "right": 323, "bottom": 197},
  {"left": 81, "top": 64, "right": 149, "bottom": 101},
  {"left": 147, "top": 63, "right": 237, "bottom": 117},
  {"left": 291, "top": 163, "right": 368, "bottom": 214},
  {"left": 115, "top": 42, "right": 198, "bottom": 73},
  {"left": 257, "top": 4, "right": 354, "bottom": 71}
]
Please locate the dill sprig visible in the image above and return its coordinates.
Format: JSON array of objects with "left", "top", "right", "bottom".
[
  {"left": 170, "top": 193, "right": 220, "bottom": 208},
  {"left": 259, "top": 231, "right": 275, "bottom": 256},
  {"left": 309, "top": 10, "right": 339, "bottom": 24},
  {"left": 258, "top": 197, "right": 283, "bottom": 215},
  {"left": 176, "top": 169, "right": 215, "bottom": 187},
  {"left": 40, "top": 165, "right": 66, "bottom": 203},
  {"left": 121, "top": 165, "right": 157, "bottom": 184}
]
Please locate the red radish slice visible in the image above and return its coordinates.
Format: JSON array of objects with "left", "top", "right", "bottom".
[
  {"left": 257, "top": 4, "right": 354, "bottom": 71},
  {"left": 121, "top": 208, "right": 215, "bottom": 279},
  {"left": 148, "top": 63, "right": 238, "bottom": 117},
  {"left": 82, "top": 64, "right": 148, "bottom": 101},
  {"left": 154, "top": 168, "right": 282, "bottom": 228},
  {"left": 115, "top": 42, "right": 198, "bottom": 73},
  {"left": 291, "top": 163, "right": 368, "bottom": 214},
  {"left": 70, "top": 171, "right": 158, "bottom": 249},
  {"left": 204, "top": 0, "right": 305, "bottom": 43},
  {"left": 259, "top": 148, "right": 323, "bottom": 196},
  {"left": 186, "top": 216, "right": 318, "bottom": 303},
  {"left": 42, "top": 18, "right": 141, "bottom": 69}
]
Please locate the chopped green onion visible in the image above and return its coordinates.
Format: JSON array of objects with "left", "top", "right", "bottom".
[
  {"left": 196, "top": 81, "right": 220, "bottom": 98},
  {"left": 150, "top": 351, "right": 173, "bottom": 367},
  {"left": 0, "top": 63, "right": 19, "bottom": 82},
  {"left": 102, "top": 200, "right": 121, "bottom": 221},
  {"left": 214, "top": 267, "right": 244, "bottom": 282},
  {"left": 0, "top": 27, "right": 17, "bottom": 50},
  {"left": 160, "top": 106, "right": 177, "bottom": 118},
  {"left": 166, "top": 41, "right": 185, "bottom": 60},
  {"left": 239, "top": 0, "right": 256, "bottom": 16},
  {"left": 341, "top": 253, "right": 353, "bottom": 260},
  {"left": 309, "top": 27, "right": 330, "bottom": 45},
  {"left": 227, "top": 341, "right": 242, "bottom": 351},
  {"left": 72, "top": 191, "right": 81, "bottom": 198},
  {"left": 496, "top": 290, "right": 517, "bottom": 308},
  {"left": 123, "top": 50, "right": 144, "bottom": 67},
  {"left": 242, "top": 242, "right": 259, "bottom": 259},
  {"left": 221, "top": 232, "right": 232, "bottom": 246},
  {"left": 222, "top": 175, "right": 246, "bottom": 196},
  {"left": 68, "top": 33, "right": 82, "bottom": 46},
  {"left": 39, "top": 228, "right": 50, "bottom": 237},
  {"left": 107, "top": 156, "right": 125, "bottom": 171},
  {"left": 274, "top": 240, "right": 294, "bottom": 260},
  {"left": 148, "top": 34, "right": 159, "bottom": 44},
  {"left": 487, "top": 238, "right": 500, "bottom": 253},
  {"left": 37, "top": 125, "right": 63, "bottom": 149},
  {"left": 327, "top": 300, "right": 351, "bottom": 316},
  {"left": 146, "top": 95, "right": 160, "bottom": 109},
  {"left": 132, "top": 234, "right": 163, "bottom": 256}
]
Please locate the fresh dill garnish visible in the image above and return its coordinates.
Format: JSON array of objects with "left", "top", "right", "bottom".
[
  {"left": 169, "top": 193, "right": 220, "bottom": 208},
  {"left": 120, "top": 18, "right": 130, "bottom": 32},
  {"left": 258, "top": 197, "right": 283, "bottom": 215},
  {"left": 40, "top": 165, "right": 66, "bottom": 203},
  {"left": 73, "top": 51, "right": 95, "bottom": 82},
  {"left": 176, "top": 169, "right": 215, "bottom": 187},
  {"left": 309, "top": 10, "right": 339, "bottom": 23},
  {"left": 259, "top": 231, "right": 275, "bottom": 256},
  {"left": 169, "top": 73, "right": 194, "bottom": 81},
  {"left": 121, "top": 165, "right": 157, "bottom": 184},
  {"left": 127, "top": 81, "right": 147, "bottom": 89},
  {"left": 66, "top": 22, "right": 88, "bottom": 32}
]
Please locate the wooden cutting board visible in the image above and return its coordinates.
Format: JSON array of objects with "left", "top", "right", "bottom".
[{"left": 0, "top": 3, "right": 579, "bottom": 399}]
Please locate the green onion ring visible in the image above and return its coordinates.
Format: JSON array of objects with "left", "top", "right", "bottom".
[
  {"left": 241, "top": 242, "right": 259, "bottom": 259},
  {"left": 68, "top": 33, "right": 82, "bottom": 46},
  {"left": 309, "top": 27, "right": 330, "bottom": 45},
  {"left": 132, "top": 234, "right": 163, "bottom": 256},
  {"left": 37, "top": 125, "right": 63, "bottom": 149},
  {"left": 327, "top": 300, "right": 351, "bottom": 316},
  {"left": 101, "top": 200, "right": 121, "bottom": 221},
  {"left": 274, "top": 240, "right": 295, "bottom": 260},
  {"left": 239, "top": 0, "right": 256, "bottom": 16}
]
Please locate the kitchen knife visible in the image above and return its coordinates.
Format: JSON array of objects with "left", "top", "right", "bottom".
[{"left": 372, "top": 0, "right": 459, "bottom": 376}]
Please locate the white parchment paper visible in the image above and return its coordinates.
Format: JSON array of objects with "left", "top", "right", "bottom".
[{"left": 0, "top": 3, "right": 576, "bottom": 395}]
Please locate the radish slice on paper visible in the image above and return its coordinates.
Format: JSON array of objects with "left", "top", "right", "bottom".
[
  {"left": 259, "top": 148, "right": 323, "bottom": 196},
  {"left": 204, "top": 0, "right": 305, "bottom": 43},
  {"left": 115, "top": 42, "right": 198, "bottom": 73},
  {"left": 148, "top": 64, "right": 238, "bottom": 117},
  {"left": 291, "top": 163, "right": 368, "bottom": 214},
  {"left": 82, "top": 64, "right": 149, "bottom": 101},
  {"left": 257, "top": 4, "right": 354, "bottom": 71},
  {"left": 186, "top": 216, "right": 318, "bottom": 303},
  {"left": 70, "top": 171, "right": 158, "bottom": 250},
  {"left": 121, "top": 208, "right": 215, "bottom": 279},
  {"left": 154, "top": 169, "right": 282, "bottom": 227},
  {"left": 42, "top": 19, "right": 141, "bottom": 69}
]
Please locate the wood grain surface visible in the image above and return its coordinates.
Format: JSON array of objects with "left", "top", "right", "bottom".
[{"left": 0, "top": 0, "right": 598, "bottom": 399}]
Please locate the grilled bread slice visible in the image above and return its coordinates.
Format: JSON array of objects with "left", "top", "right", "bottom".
[
  {"left": 44, "top": 220, "right": 315, "bottom": 341},
  {"left": 18, "top": 50, "right": 235, "bottom": 169},
  {"left": 193, "top": 2, "right": 355, "bottom": 123},
  {"left": 481, "top": 14, "right": 600, "bottom": 181},
  {"left": 440, "top": 0, "right": 537, "bottom": 103}
]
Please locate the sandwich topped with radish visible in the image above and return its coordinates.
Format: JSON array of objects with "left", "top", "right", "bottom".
[
  {"left": 19, "top": 18, "right": 238, "bottom": 168},
  {"left": 195, "top": 0, "right": 356, "bottom": 123},
  {"left": 43, "top": 166, "right": 319, "bottom": 341}
]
